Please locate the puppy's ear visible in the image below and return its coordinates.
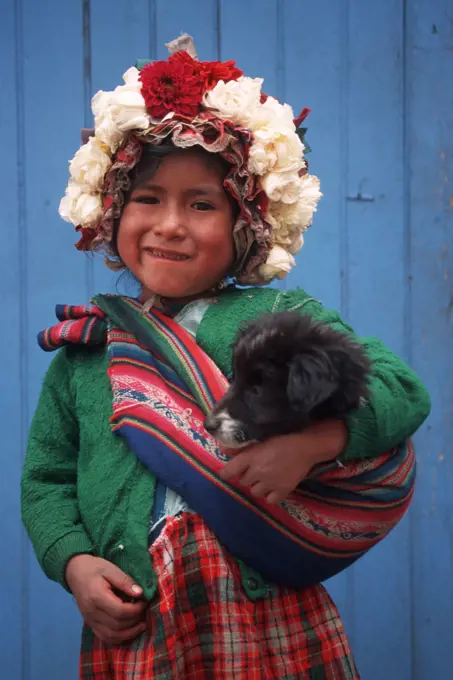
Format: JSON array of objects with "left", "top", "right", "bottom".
[
  {"left": 287, "top": 353, "right": 338, "bottom": 413},
  {"left": 328, "top": 345, "right": 371, "bottom": 412}
]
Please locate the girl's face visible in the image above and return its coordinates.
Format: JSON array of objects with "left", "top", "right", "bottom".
[{"left": 117, "top": 149, "right": 235, "bottom": 301}]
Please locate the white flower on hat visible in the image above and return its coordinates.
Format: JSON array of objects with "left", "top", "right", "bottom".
[
  {"left": 267, "top": 174, "right": 322, "bottom": 233},
  {"left": 261, "top": 170, "right": 301, "bottom": 204},
  {"left": 268, "top": 223, "right": 305, "bottom": 255},
  {"left": 91, "top": 92, "right": 125, "bottom": 151},
  {"left": 267, "top": 205, "right": 302, "bottom": 248},
  {"left": 92, "top": 67, "right": 150, "bottom": 152},
  {"left": 247, "top": 95, "right": 304, "bottom": 175},
  {"left": 258, "top": 245, "right": 296, "bottom": 281},
  {"left": 248, "top": 127, "right": 305, "bottom": 176},
  {"left": 69, "top": 137, "right": 112, "bottom": 192},
  {"left": 59, "top": 180, "right": 104, "bottom": 228},
  {"left": 203, "top": 76, "right": 263, "bottom": 127},
  {"left": 298, "top": 173, "right": 322, "bottom": 219},
  {"left": 249, "top": 95, "right": 296, "bottom": 132},
  {"left": 288, "top": 232, "right": 304, "bottom": 255}
]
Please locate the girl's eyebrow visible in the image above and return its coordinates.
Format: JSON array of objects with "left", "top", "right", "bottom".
[
  {"left": 185, "top": 186, "right": 225, "bottom": 197},
  {"left": 136, "top": 182, "right": 225, "bottom": 198}
]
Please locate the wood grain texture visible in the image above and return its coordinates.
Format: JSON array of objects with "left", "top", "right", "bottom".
[
  {"left": 406, "top": 1, "right": 453, "bottom": 678},
  {"left": 0, "top": 2, "right": 25, "bottom": 679}
]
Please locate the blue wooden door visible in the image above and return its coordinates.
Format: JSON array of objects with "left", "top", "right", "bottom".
[{"left": 1, "top": 1, "right": 451, "bottom": 678}]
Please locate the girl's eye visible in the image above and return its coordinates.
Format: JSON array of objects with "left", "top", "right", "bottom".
[
  {"left": 133, "top": 196, "right": 159, "bottom": 205},
  {"left": 192, "top": 201, "right": 215, "bottom": 211}
]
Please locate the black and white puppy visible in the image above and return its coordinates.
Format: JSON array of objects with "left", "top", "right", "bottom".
[{"left": 204, "top": 311, "right": 371, "bottom": 448}]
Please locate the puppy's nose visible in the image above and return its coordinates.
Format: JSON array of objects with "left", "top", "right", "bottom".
[{"left": 204, "top": 413, "right": 219, "bottom": 434}]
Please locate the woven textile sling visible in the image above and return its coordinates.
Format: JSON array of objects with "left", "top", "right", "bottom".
[{"left": 39, "top": 294, "right": 415, "bottom": 589}]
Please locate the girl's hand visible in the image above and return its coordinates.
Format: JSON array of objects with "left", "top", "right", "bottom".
[
  {"left": 220, "top": 419, "right": 348, "bottom": 505},
  {"left": 66, "top": 554, "right": 148, "bottom": 645}
]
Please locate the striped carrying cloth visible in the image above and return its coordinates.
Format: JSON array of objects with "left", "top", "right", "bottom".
[{"left": 39, "top": 294, "right": 415, "bottom": 590}]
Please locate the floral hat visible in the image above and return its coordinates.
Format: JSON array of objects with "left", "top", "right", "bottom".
[{"left": 59, "top": 34, "right": 322, "bottom": 285}]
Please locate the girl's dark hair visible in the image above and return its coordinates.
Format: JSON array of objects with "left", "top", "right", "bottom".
[{"left": 111, "top": 140, "right": 239, "bottom": 260}]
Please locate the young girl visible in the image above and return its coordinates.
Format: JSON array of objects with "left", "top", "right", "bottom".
[{"left": 21, "top": 37, "right": 430, "bottom": 679}]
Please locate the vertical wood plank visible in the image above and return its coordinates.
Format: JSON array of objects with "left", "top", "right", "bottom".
[
  {"left": 90, "top": 0, "right": 150, "bottom": 93},
  {"left": 21, "top": 1, "right": 86, "bottom": 678},
  {"left": 155, "top": 0, "right": 218, "bottom": 60},
  {"left": 220, "top": 0, "right": 280, "bottom": 99},
  {"left": 23, "top": 0, "right": 88, "bottom": 404},
  {"left": 343, "top": 4, "right": 412, "bottom": 679},
  {"left": 0, "top": 1, "right": 25, "bottom": 679},
  {"left": 346, "top": 0, "right": 406, "bottom": 346},
  {"left": 406, "top": 2, "right": 453, "bottom": 678}
]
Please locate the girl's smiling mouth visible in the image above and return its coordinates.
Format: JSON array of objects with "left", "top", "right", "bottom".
[{"left": 143, "top": 247, "right": 191, "bottom": 262}]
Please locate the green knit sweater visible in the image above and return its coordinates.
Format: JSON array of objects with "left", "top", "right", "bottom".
[{"left": 21, "top": 286, "right": 431, "bottom": 599}]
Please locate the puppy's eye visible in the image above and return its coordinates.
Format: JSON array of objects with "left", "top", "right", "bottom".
[
  {"left": 247, "top": 370, "right": 264, "bottom": 398},
  {"left": 248, "top": 370, "right": 263, "bottom": 385}
]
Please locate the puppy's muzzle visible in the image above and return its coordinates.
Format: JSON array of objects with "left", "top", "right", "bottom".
[
  {"left": 204, "top": 412, "right": 220, "bottom": 436},
  {"left": 204, "top": 410, "right": 249, "bottom": 447}
]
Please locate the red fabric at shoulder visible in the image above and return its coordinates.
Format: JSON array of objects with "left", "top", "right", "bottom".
[{"left": 38, "top": 305, "right": 106, "bottom": 352}]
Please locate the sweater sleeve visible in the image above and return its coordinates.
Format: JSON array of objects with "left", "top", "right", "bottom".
[
  {"left": 21, "top": 348, "right": 94, "bottom": 590},
  {"left": 281, "top": 293, "right": 431, "bottom": 461}
]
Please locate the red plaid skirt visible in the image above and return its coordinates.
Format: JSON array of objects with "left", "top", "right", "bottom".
[{"left": 80, "top": 514, "right": 359, "bottom": 679}]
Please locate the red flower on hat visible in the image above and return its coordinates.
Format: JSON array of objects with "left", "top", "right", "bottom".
[
  {"left": 139, "top": 51, "right": 243, "bottom": 119},
  {"left": 139, "top": 53, "right": 204, "bottom": 118},
  {"left": 172, "top": 51, "right": 243, "bottom": 91},
  {"left": 198, "top": 59, "right": 243, "bottom": 91}
]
